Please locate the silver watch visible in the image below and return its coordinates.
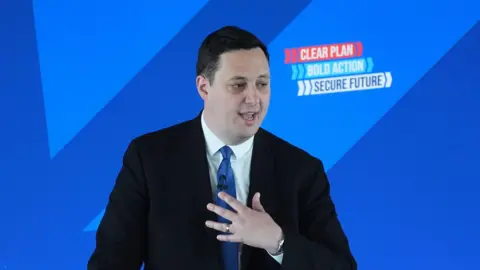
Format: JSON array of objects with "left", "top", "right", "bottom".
[{"left": 270, "top": 237, "right": 285, "bottom": 256}]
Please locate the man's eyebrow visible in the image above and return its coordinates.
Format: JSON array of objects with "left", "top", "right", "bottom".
[
  {"left": 228, "top": 74, "right": 270, "bottom": 81},
  {"left": 229, "top": 76, "right": 248, "bottom": 81}
]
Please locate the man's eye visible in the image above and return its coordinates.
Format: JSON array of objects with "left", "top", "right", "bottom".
[
  {"left": 257, "top": 82, "right": 268, "bottom": 87},
  {"left": 232, "top": 83, "right": 246, "bottom": 89}
]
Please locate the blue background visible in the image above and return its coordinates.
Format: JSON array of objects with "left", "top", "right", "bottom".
[{"left": 1, "top": 0, "right": 479, "bottom": 269}]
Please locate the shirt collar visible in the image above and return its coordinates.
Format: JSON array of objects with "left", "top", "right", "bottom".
[{"left": 201, "top": 111, "right": 254, "bottom": 160}]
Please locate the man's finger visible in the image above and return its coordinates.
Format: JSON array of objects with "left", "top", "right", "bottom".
[
  {"left": 207, "top": 203, "right": 238, "bottom": 221},
  {"left": 217, "top": 233, "right": 242, "bottom": 243},
  {"left": 218, "top": 192, "right": 246, "bottom": 213},
  {"left": 205, "top": 220, "right": 232, "bottom": 233}
]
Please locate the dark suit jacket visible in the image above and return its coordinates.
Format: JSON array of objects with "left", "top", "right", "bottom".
[{"left": 87, "top": 113, "right": 357, "bottom": 270}]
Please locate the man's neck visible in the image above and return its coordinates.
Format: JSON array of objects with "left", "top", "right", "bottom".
[{"left": 202, "top": 111, "right": 249, "bottom": 146}]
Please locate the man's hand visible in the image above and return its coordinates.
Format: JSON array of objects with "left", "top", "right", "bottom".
[{"left": 205, "top": 192, "right": 283, "bottom": 254}]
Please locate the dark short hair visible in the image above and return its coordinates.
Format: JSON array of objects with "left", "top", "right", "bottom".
[{"left": 196, "top": 26, "right": 269, "bottom": 83}]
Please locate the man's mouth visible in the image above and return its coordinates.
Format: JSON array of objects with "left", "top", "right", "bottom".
[{"left": 239, "top": 112, "right": 257, "bottom": 121}]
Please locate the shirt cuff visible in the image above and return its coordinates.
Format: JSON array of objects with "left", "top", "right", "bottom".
[{"left": 269, "top": 252, "right": 284, "bottom": 264}]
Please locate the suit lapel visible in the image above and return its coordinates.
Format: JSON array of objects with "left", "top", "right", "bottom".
[
  {"left": 246, "top": 128, "right": 275, "bottom": 209},
  {"left": 183, "top": 113, "right": 222, "bottom": 269},
  {"left": 241, "top": 128, "right": 276, "bottom": 269}
]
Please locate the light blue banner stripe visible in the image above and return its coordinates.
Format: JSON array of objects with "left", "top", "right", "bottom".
[
  {"left": 298, "top": 64, "right": 305, "bottom": 79},
  {"left": 297, "top": 57, "right": 373, "bottom": 79},
  {"left": 291, "top": 64, "right": 298, "bottom": 80},
  {"left": 367, "top": 57, "right": 374, "bottom": 72}
]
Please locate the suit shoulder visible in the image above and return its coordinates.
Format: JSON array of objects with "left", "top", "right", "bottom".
[
  {"left": 260, "top": 128, "right": 323, "bottom": 167},
  {"left": 129, "top": 118, "right": 194, "bottom": 152}
]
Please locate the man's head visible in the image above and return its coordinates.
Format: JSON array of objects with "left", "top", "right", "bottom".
[{"left": 196, "top": 26, "right": 270, "bottom": 145}]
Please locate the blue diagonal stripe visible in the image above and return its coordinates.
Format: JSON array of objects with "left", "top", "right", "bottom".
[{"left": 34, "top": 0, "right": 209, "bottom": 158}]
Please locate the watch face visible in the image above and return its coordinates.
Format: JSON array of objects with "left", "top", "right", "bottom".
[{"left": 278, "top": 239, "right": 284, "bottom": 252}]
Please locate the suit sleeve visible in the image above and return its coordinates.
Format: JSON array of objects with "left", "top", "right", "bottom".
[
  {"left": 87, "top": 140, "right": 149, "bottom": 270},
  {"left": 281, "top": 159, "right": 357, "bottom": 270}
]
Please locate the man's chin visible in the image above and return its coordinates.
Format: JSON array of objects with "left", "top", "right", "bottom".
[{"left": 239, "top": 126, "right": 260, "bottom": 138}]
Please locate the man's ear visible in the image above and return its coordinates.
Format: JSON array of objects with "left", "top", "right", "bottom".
[{"left": 196, "top": 75, "right": 210, "bottom": 101}]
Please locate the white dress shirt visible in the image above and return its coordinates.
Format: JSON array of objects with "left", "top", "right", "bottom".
[{"left": 201, "top": 113, "right": 283, "bottom": 265}]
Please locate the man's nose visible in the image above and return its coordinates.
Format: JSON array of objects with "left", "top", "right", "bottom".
[{"left": 245, "top": 85, "right": 258, "bottom": 104}]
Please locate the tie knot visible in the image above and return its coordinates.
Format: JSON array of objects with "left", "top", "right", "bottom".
[{"left": 219, "top": 146, "right": 233, "bottom": 159}]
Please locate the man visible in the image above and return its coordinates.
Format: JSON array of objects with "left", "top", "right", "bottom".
[{"left": 88, "top": 26, "right": 356, "bottom": 270}]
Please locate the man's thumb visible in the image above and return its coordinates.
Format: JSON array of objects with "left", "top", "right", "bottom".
[{"left": 252, "top": 192, "right": 265, "bottom": 212}]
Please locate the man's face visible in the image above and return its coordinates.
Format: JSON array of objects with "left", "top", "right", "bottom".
[{"left": 197, "top": 48, "right": 271, "bottom": 144}]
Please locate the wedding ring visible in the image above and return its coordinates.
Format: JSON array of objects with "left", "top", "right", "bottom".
[{"left": 225, "top": 224, "right": 230, "bottom": 233}]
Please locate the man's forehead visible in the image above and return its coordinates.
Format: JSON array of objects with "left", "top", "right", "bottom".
[{"left": 214, "top": 49, "right": 269, "bottom": 80}]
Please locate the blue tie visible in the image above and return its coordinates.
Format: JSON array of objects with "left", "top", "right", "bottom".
[{"left": 216, "top": 146, "right": 239, "bottom": 270}]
